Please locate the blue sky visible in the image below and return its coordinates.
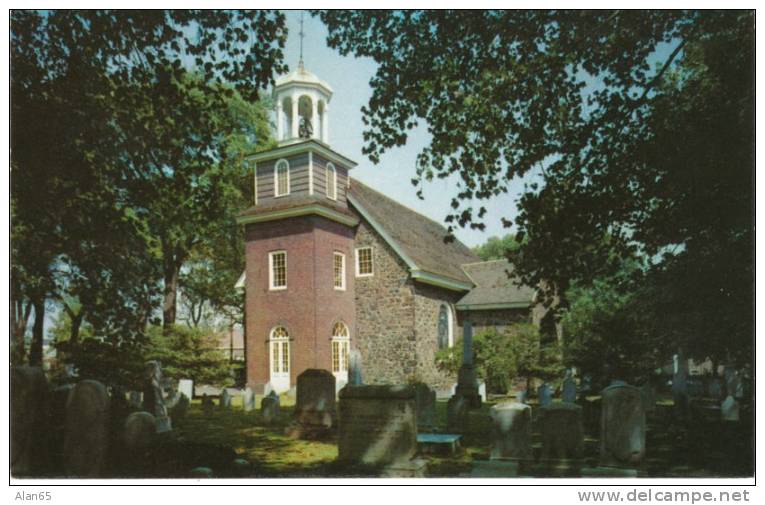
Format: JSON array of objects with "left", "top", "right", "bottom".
[{"left": 284, "top": 11, "right": 526, "bottom": 248}]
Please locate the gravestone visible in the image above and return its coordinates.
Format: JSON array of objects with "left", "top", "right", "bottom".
[
  {"left": 128, "top": 391, "right": 143, "bottom": 409},
  {"left": 219, "top": 389, "right": 232, "bottom": 410},
  {"left": 243, "top": 387, "right": 256, "bottom": 412},
  {"left": 600, "top": 384, "right": 646, "bottom": 465},
  {"left": 349, "top": 348, "right": 363, "bottom": 385},
  {"left": 48, "top": 383, "right": 74, "bottom": 472},
  {"left": 201, "top": 394, "right": 215, "bottom": 415},
  {"left": 124, "top": 411, "right": 156, "bottom": 453},
  {"left": 539, "top": 403, "right": 584, "bottom": 460},
  {"left": 337, "top": 385, "right": 417, "bottom": 466},
  {"left": 143, "top": 361, "right": 172, "bottom": 433},
  {"left": 454, "top": 320, "right": 482, "bottom": 407},
  {"left": 562, "top": 375, "right": 578, "bottom": 404},
  {"left": 291, "top": 369, "right": 336, "bottom": 437},
  {"left": 721, "top": 395, "right": 740, "bottom": 422},
  {"left": 169, "top": 393, "right": 189, "bottom": 420},
  {"left": 672, "top": 353, "right": 690, "bottom": 422},
  {"left": 489, "top": 402, "right": 532, "bottom": 460},
  {"left": 413, "top": 382, "right": 436, "bottom": 431},
  {"left": 478, "top": 381, "right": 487, "bottom": 402},
  {"left": 537, "top": 383, "right": 552, "bottom": 407},
  {"left": 447, "top": 394, "right": 469, "bottom": 433},
  {"left": 260, "top": 391, "right": 281, "bottom": 424},
  {"left": 63, "top": 380, "right": 110, "bottom": 477},
  {"left": 190, "top": 467, "right": 214, "bottom": 478},
  {"left": 178, "top": 379, "right": 194, "bottom": 400},
  {"left": 11, "top": 366, "right": 49, "bottom": 476}
]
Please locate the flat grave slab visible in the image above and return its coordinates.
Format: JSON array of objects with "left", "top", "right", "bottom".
[{"left": 417, "top": 433, "right": 462, "bottom": 456}]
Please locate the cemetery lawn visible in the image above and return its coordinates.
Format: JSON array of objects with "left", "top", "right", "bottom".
[{"left": 173, "top": 394, "right": 752, "bottom": 478}]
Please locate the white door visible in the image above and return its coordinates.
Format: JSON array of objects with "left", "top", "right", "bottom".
[
  {"left": 269, "top": 326, "right": 290, "bottom": 393},
  {"left": 331, "top": 322, "right": 350, "bottom": 385}
]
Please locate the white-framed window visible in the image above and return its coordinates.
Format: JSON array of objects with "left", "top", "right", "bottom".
[
  {"left": 331, "top": 322, "right": 350, "bottom": 374},
  {"left": 333, "top": 252, "right": 346, "bottom": 290},
  {"left": 268, "top": 250, "right": 287, "bottom": 290},
  {"left": 355, "top": 247, "right": 374, "bottom": 277},
  {"left": 437, "top": 304, "right": 455, "bottom": 349},
  {"left": 326, "top": 162, "right": 337, "bottom": 200},
  {"left": 274, "top": 159, "right": 290, "bottom": 197}
]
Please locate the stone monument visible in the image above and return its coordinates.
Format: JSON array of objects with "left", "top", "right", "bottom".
[
  {"left": 290, "top": 369, "right": 336, "bottom": 438},
  {"left": 539, "top": 403, "right": 584, "bottom": 460},
  {"left": 600, "top": 383, "right": 646, "bottom": 465},
  {"left": 413, "top": 382, "right": 436, "bottom": 431},
  {"left": 452, "top": 319, "right": 482, "bottom": 408},
  {"left": 489, "top": 402, "right": 532, "bottom": 460},
  {"left": 260, "top": 391, "right": 281, "bottom": 424},
  {"left": 11, "top": 366, "right": 49, "bottom": 476},
  {"left": 143, "top": 361, "right": 172, "bottom": 433},
  {"left": 63, "top": 380, "right": 110, "bottom": 477}
]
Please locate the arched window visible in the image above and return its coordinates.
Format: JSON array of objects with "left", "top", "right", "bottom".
[
  {"left": 274, "top": 159, "right": 290, "bottom": 197},
  {"left": 331, "top": 321, "right": 350, "bottom": 375},
  {"left": 269, "top": 325, "right": 290, "bottom": 379},
  {"left": 438, "top": 304, "right": 454, "bottom": 349},
  {"left": 326, "top": 163, "right": 337, "bottom": 200}
]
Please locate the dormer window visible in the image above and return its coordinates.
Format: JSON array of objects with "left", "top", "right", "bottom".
[
  {"left": 275, "top": 159, "right": 290, "bottom": 197},
  {"left": 326, "top": 162, "right": 337, "bottom": 200}
]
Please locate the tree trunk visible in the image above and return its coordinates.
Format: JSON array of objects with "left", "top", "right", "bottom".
[
  {"left": 11, "top": 299, "right": 32, "bottom": 364},
  {"left": 29, "top": 297, "right": 45, "bottom": 367},
  {"left": 70, "top": 310, "right": 84, "bottom": 344},
  {"left": 162, "top": 260, "right": 181, "bottom": 333}
]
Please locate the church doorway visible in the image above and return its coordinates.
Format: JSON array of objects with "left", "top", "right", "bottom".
[
  {"left": 269, "top": 326, "right": 291, "bottom": 393},
  {"left": 331, "top": 321, "right": 350, "bottom": 386}
]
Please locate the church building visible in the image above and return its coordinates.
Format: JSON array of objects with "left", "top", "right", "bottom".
[{"left": 237, "top": 63, "right": 546, "bottom": 395}]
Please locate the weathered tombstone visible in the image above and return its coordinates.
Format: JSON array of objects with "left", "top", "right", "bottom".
[
  {"left": 600, "top": 384, "right": 645, "bottom": 465},
  {"left": 337, "top": 385, "right": 417, "bottom": 466},
  {"left": 349, "top": 348, "right": 363, "bottom": 385},
  {"left": 672, "top": 353, "right": 690, "bottom": 422},
  {"left": 478, "top": 381, "right": 487, "bottom": 402},
  {"left": 48, "top": 383, "right": 74, "bottom": 473},
  {"left": 291, "top": 369, "right": 336, "bottom": 437},
  {"left": 143, "top": 361, "right": 172, "bottom": 433},
  {"left": 413, "top": 382, "right": 436, "bottom": 431},
  {"left": 260, "top": 391, "right": 281, "bottom": 424},
  {"left": 489, "top": 402, "right": 532, "bottom": 460},
  {"left": 201, "top": 394, "right": 215, "bottom": 415},
  {"left": 190, "top": 466, "right": 214, "bottom": 478},
  {"left": 537, "top": 383, "right": 552, "bottom": 407},
  {"left": 219, "top": 389, "right": 232, "bottom": 410},
  {"left": 128, "top": 391, "right": 143, "bottom": 409},
  {"left": 562, "top": 374, "right": 578, "bottom": 404},
  {"left": 169, "top": 393, "right": 189, "bottom": 421},
  {"left": 539, "top": 403, "right": 584, "bottom": 460},
  {"left": 721, "top": 395, "right": 740, "bottom": 422},
  {"left": 243, "top": 387, "right": 256, "bottom": 412},
  {"left": 63, "top": 380, "right": 110, "bottom": 477},
  {"left": 11, "top": 366, "right": 49, "bottom": 476},
  {"left": 178, "top": 379, "right": 194, "bottom": 400},
  {"left": 446, "top": 394, "right": 469, "bottom": 433},
  {"left": 123, "top": 411, "right": 156, "bottom": 453}
]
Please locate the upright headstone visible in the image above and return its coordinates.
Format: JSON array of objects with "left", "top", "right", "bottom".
[
  {"left": 11, "top": 366, "right": 49, "bottom": 476},
  {"left": 337, "top": 385, "right": 417, "bottom": 466},
  {"left": 721, "top": 395, "right": 740, "bottom": 422},
  {"left": 453, "top": 320, "right": 481, "bottom": 408},
  {"left": 539, "top": 403, "right": 584, "bottom": 460},
  {"left": 291, "top": 369, "right": 336, "bottom": 437},
  {"left": 537, "top": 383, "right": 552, "bottom": 407},
  {"left": 143, "top": 361, "right": 172, "bottom": 433},
  {"left": 169, "top": 393, "right": 189, "bottom": 420},
  {"left": 243, "top": 387, "right": 256, "bottom": 412},
  {"left": 128, "top": 391, "right": 143, "bottom": 409},
  {"left": 413, "top": 382, "right": 436, "bottom": 431},
  {"left": 672, "top": 353, "right": 689, "bottom": 422},
  {"left": 48, "top": 383, "right": 74, "bottom": 472},
  {"left": 489, "top": 402, "right": 532, "bottom": 460},
  {"left": 178, "top": 379, "right": 194, "bottom": 400},
  {"left": 219, "top": 389, "right": 232, "bottom": 410},
  {"left": 349, "top": 348, "right": 363, "bottom": 386},
  {"left": 123, "top": 411, "right": 156, "bottom": 453},
  {"left": 600, "top": 384, "right": 645, "bottom": 465},
  {"left": 63, "top": 380, "right": 110, "bottom": 477},
  {"left": 447, "top": 394, "right": 469, "bottom": 433},
  {"left": 562, "top": 374, "right": 578, "bottom": 404},
  {"left": 260, "top": 391, "right": 281, "bottom": 424},
  {"left": 201, "top": 394, "right": 215, "bottom": 415}
]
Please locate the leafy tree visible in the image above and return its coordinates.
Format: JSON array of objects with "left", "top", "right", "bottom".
[
  {"left": 11, "top": 10, "right": 287, "bottom": 358},
  {"left": 436, "top": 323, "right": 563, "bottom": 394},
  {"left": 318, "top": 10, "right": 754, "bottom": 365},
  {"left": 472, "top": 234, "right": 520, "bottom": 261}
]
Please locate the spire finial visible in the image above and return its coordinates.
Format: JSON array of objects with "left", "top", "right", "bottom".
[{"left": 298, "top": 11, "right": 305, "bottom": 71}]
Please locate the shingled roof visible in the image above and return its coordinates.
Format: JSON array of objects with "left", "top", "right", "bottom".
[
  {"left": 457, "top": 259, "right": 536, "bottom": 309},
  {"left": 348, "top": 178, "right": 480, "bottom": 288}
]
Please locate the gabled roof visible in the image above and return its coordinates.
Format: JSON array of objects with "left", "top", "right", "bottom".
[
  {"left": 348, "top": 178, "right": 480, "bottom": 290},
  {"left": 457, "top": 259, "right": 536, "bottom": 310}
]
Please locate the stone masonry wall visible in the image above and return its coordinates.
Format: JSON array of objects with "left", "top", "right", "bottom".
[{"left": 353, "top": 218, "right": 418, "bottom": 384}]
